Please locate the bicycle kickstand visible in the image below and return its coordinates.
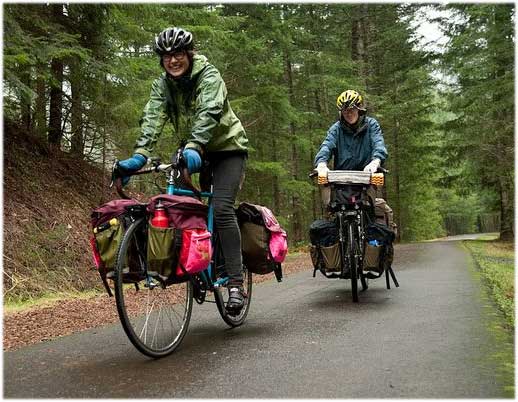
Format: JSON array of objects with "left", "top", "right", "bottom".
[
  {"left": 385, "top": 266, "right": 399, "bottom": 289},
  {"left": 389, "top": 267, "right": 399, "bottom": 288}
]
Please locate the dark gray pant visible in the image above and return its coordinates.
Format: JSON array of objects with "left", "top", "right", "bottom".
[{"left": 202, "top": 153, "right": 246, "bottom": 284}]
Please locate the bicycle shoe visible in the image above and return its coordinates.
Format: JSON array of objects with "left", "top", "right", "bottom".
[{"left": 226, "top": 286, "right": 245, "bottom": 316}]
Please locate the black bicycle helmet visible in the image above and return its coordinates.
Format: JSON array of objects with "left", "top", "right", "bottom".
[{"left": 154, "top": 27, "right": 194, "bottom": 55}]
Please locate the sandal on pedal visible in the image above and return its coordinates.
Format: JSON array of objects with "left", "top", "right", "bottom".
[{"left": 226, "top": 286, "right": 245, "bottom": 316}]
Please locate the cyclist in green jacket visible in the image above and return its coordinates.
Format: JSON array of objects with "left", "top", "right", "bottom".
[{"left": 118, "top": 27, "right": 249, "bottom": 314}]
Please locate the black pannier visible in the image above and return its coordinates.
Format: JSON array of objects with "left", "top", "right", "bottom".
[
  {"left": 363, "top": 223, "right": 395, "bottom": 278},
  {"left": 309, "top": 219, "right": 341, "bottom": 273},
  {"left": 309, "top": 219, "right": 338, "bottom": 246},
  {"left": 236, "top": 202, "right": 285, "bottom": 282}
]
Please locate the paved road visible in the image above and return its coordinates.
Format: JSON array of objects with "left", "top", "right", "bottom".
[{"left": 4, "top": 240, "right": 513, "bottom": 398}]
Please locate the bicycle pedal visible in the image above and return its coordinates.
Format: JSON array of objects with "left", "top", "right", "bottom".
[{"left": 144, "top": 280, "right": 159, "bottom": 289}]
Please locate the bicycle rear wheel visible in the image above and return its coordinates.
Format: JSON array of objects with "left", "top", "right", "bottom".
[
  {"left": 215, "top": 265, "right": 253, "bottom": 327},
  {"left": 114, "top": 218, "right": 193, "bottom": 358}
]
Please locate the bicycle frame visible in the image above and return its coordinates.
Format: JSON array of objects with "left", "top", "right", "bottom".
[{"left": 110, "top": 153, "right": 252, "bottom": 358}]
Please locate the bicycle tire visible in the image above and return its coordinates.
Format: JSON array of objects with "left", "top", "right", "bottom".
[
  {"left": 114, "top": 217, "right": 193, "bottom": 358},
  {"left": 347, "top": 220, "right": 359, "bottom": 303},
  {"left": 215, "top": 265, "right": 253, "bottom": 327},
  {"left": 358, "top": 212, "right": 369, "bottom": 292}
]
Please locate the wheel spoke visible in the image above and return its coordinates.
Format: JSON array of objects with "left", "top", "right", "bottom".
[{"left": 114, "top": 217, "right": 193, "bottom": 358}]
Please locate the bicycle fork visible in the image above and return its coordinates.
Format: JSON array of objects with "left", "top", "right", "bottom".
[{"left": 337, "top": 210, "right": 363, "bottom": 278}]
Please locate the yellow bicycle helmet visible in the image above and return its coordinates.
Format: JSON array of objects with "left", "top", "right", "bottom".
[{"left": 336, "top": 89, "right": 366, "bottom": 111}]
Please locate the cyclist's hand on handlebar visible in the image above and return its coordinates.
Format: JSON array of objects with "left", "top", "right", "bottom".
[
  {"left": 117, "top": 153, "right": 147, "bottom": 186},
  {"left": 363, "top": 158, "right": 381, "bottom": 173},
  {"left": 182, "top": 148, "right": 202, "bottom": 174},
  {"left": 316, "top": 162, "right": 329, "bottom": 185}
]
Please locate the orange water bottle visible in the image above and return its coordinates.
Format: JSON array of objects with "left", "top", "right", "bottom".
[{"left": 151, "top": 201, "right": 169, "bottom": 228}]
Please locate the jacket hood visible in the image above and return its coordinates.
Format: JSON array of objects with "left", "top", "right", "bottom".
[
  {"left": 340, "top": 114, "right": 367, "bottom": 135},
  {"left": 190, "top": 54, "right": 209, "bottom": 78}
]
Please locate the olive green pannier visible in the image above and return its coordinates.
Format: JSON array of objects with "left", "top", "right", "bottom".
[
  {"left": 90, "top": 199, "right": 147, "bottom": 296},
  {"left": 147, "top": 225, "right": 180, "bottom": 280}
]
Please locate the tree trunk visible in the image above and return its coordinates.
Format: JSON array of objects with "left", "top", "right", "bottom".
[
  {"left": 47, "top": 4, "right": 64, "bottom": 151},
  {"left": 35, "top": 75, "right": 47, "bottom": 140},
  {"left": 490, "top": 5, "right": 514, "bottom": 241},
  {"left": 498, "top": 174, "right": 514, "bottom": 241},
  {"left": 311, "top": 89, "right": 322, "bottom": 220},
  {"left": 20, "top": 68, "right": 32, "bottom": 131},
  {"left": 70, "top": 60, "right": 83, "bottom": 157},
  {"left": 393, "top": 120, "right": 402, "bottom": 242},
  {"left": 271, "top": 135, "right": 281, "bottom": 215},
  {"left": 48, "top": 58, "right": 63, "bottom": 150},
  {"left": 284, "top": 52, "right": 303, "bottom": 242},
  {"left": 351, "top": 4, "right": 369, "bottom": 79}
]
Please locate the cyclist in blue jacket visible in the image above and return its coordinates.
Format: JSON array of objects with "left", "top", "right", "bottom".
[{"left": 314, "top": 90, "right": 387, "bottom": 181}]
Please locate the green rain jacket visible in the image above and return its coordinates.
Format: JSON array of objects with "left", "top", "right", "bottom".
[{"left": 134, "top": 54, "right": 248, "bottom": 157}]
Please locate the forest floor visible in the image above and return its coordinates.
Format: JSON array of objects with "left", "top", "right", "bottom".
[{"left": 3, "top": 253, "right": 312, "bottom": 351}]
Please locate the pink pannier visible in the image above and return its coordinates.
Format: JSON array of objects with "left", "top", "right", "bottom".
[
  {"left": 177, "top": 229, "right": 212, "bottom": 276},
  {"left": 256, "top": 205, "right": 288, "bottom": 263},
  {"left": 269, "top": 231, "right": 288, "bottom": 263}
]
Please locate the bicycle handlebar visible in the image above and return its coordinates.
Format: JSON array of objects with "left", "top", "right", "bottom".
[
  {"left": 308, "top": 167, "right": 389, "bottom": 179},
  {"left": 111, "top": 147, "right": 202, "bottom": 199}
]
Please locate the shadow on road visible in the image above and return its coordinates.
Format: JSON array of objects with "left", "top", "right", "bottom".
[{"left": 306, "top": 283, "right": 396, "bottom": 312}]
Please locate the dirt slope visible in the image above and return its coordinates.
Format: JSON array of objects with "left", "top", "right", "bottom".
[{"left": 3, "top": 122, "right": 117, "bottom": 303}]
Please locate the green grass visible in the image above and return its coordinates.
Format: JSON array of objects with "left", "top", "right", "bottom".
[
  {"left": 464, "top": 239, "right": 514, "bottom": 329},
  {"left": 4, "top": 289, "right": 105, "bottom": 314},
  {"left": 4, "top": 221, "right": 102, "bottom": 307}
]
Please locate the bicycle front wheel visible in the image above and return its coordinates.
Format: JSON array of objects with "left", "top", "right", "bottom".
[
  {"left": 215, "top": 265, "right": 253, "bottom": 327},
  {"left": 347, "top": 220, "right": 359, "bottom": 303},
  {"left": 114, "top": 218, "right": 193, "bottom": 358}
]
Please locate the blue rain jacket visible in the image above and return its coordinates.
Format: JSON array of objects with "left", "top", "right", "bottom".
[{"left": 314, "top": 116, "right": 387, "bottom": 170}]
